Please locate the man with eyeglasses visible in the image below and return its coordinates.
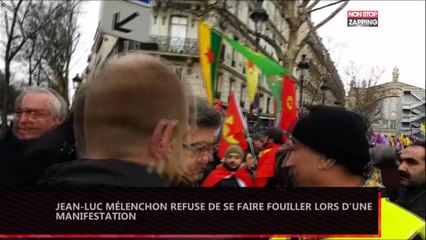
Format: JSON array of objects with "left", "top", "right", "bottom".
[
  {"left": 178, "top": 97, "right": 223, "bottom": 186},
  {"left": 0, "top": 87, "right": 73, "bottom": 186},
  {"left": 13, "top": 88, "right": 64, "bottom": 140}
]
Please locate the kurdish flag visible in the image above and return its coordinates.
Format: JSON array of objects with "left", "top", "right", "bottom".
[
  {"left": 225, "top": 36, "right": 289, "bottom": 78},
  {"left": 267, "top": 75, "right": 284, "bottom": 120},
  {"left": 218, "top": 92, "right": 248, "bottom": 159},
  {"left": 199, "top": 21, "right": 223, "bottom": 106},
  {"left": 244, "top": 59, "right": 259, "bottom": 103}
]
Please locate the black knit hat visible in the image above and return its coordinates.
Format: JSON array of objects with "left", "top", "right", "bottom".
[
  {"left": 263, "top": 127, "right": 284, "bottom": 144},
  {"left": 292, "top": 105, "right": 370, "bottom": 176}
]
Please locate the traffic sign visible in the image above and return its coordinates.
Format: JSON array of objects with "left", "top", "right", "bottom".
[
  {"left": 134, "top": 0, "right": 152, "bottom": 7},
  {"left": 100, "top": 1, "right": 152, "bottom": 42}
]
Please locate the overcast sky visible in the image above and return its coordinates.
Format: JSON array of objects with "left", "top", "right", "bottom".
[
  {"left": 4, "top": 1, "right": 424, "bottom": 94},
  {"left": 311, "top": 0, "right": 425, "bottom": 89}
]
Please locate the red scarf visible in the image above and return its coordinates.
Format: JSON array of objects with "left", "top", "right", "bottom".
[{"left": 202, "top": 165, "right": 254, "bottom": 187}]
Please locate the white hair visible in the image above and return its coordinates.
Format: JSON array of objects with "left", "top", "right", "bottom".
[{"left": 15, "top": 87, "right": 64, "bottom": 118}]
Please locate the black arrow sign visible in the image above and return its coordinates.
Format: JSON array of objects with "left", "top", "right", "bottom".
[{"left": 112, "top": 12, "right": 140, "bottom": 33}]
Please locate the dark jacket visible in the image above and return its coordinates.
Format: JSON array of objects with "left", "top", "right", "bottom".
[
  {"left": 395, "top": 186, "right": 425, "bottom": 220},
  {"left": 38, "top": 159, "right": 168, "bottom": 187},
  {"left": 0, "top": 118, "right": 76, "bottom": 187},
  {"left": 0, "top": 130, "right": 29, "bottom": 186}
]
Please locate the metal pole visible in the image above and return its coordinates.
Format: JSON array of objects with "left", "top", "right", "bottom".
[
  {"left": 322, "top": 92, "right": 326, "bottom": 105},
  {"left": 299, "top": 76, "right": 304, "bottom": 109},
  {"left": 255, "top": 34, "right": 260, "bottom": 132},
  {"left": 255, "top": 35, "right": 260, "bottom": 49},
  {"left": 244, "top": 127, "right": 258, "bottom": 167}
]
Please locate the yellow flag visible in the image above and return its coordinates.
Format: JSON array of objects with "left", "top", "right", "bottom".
[
  {"left": 198, "top": 21, "right": 223, "bottom": 106},
  {"left": 421, "top": 123, "right": 425, "bottom": 133},
  {"left": 405, "top": 136, "right": 411, "bottom": 146},
  {"left": 244, "top": 58, "right": 259, "bottom": 103},
  {"left": 399, "top": 132, "right": 405, "bottom": 145},
  {"left": 389, "top": 137, "right": 395, "bottom": 147}
]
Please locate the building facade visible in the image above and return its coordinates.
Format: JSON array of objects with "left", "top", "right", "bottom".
[
  {"left": 84, "top": 0, "right": 345, "bottom": 132},
  {"left": 346, "top": 67, "right": 425, "bottom": 140}
]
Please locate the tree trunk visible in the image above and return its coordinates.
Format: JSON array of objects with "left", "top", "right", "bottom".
[
  {"left": 284, "top": 28, "right": 300, "bottom": 76},
  {"left": 28, "top": 56, "right": 33, "bottom": 86},
  {"left": 1, "top": 62, "right": 11, "bottom": 135}
]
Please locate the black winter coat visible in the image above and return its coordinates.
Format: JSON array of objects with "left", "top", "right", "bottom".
[
  {"left": 0, "top": 117, "right": 76, "bottom": 187},
  {"left": 38, "top": 159, "right": 168, "bottom": 187}
]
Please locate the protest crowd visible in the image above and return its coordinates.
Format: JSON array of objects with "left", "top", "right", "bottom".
[{"left": 0, "top": 52, "right": 424, "bottom": 239}]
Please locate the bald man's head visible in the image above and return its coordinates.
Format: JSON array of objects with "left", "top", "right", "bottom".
[{"left": 84, "top": 53, "right": 189, "bottom": 180}]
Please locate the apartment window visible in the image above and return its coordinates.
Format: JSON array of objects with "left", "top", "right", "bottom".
[
  {"left": 215, "top": 73, "right": 222, "bottom": 99},
  {"left": 266, "top": 97, "right": 271, "bottom": 114},
  {"left": 229, "top": 78, "right": 235, "bottom": 97},
  {"left": 240, "top": 84, "right": 246, "bottom": 102},
  {"left": 220, "top": 44, "right": 226, "bottom": 63},
  {"left": 259, "top": 73, "right": 264, "bottom": 85},
  {"left": 231, "top": 36, "right": 239, "bottom": 67},
  {"left": 169, "top": 16, "right": 188, "bottom": 53}
]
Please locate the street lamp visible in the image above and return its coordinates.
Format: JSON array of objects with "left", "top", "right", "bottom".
[
  {"left": 72, "top": 74, "right": 82, "bottom": 89},
  {"left": 249, "top": 0, "right": 268, "bottom": 131},
  {"left": 249, "top": 0, "right": 269, "bottom": 47},
  {"left": 297, "top": 54, "right": 310, "bottom": 109},
  {"left": 320, "top": 83, "right": 330, "bottom": 105}
]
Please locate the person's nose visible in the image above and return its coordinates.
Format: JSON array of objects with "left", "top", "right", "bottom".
[
  {"left": 197, "top": 152, "right": 209, "bottom": 166},
  {"left": 398, "top": 161, "right": 407, "bottom": 172},
  {"left": 18, "top": 113, "right": 33, "bottom": 125}
]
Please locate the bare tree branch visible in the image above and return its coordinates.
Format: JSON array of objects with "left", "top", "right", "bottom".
[
  {"left": 300, "top": 0, "right": 310, "bottom": 9},
  {"left": 310, "top": 0, "right": 349, "bottom": 32},
  {"left": 345, "top": 63, "right": 386, "bottom": 126},
  {"left": 181, "top": 1, "right": 285, "bottom": 61},
  {"left": 307, "top": 0, "right": 321, "bottom": 12}
]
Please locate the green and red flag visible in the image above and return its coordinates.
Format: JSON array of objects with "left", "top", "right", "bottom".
[
  {"left": 218, "top": 92, "right": 248, "bottom": 159},
  {"left": 266, "top": 74, "right": 284, "bottom": 120},
  {"left": 199, "top": 21, "right": 223, "bottom": 106},
  {"left": 224, "top": 36, "right": 289, "bottom": 77}
]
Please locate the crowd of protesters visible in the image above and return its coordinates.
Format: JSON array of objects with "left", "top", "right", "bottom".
[{"left": 0, "top": 52, "right": 424, "bottom": 239}]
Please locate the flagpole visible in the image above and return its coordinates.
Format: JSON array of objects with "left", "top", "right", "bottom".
[
  {"left": 231, "top": 92, "right": 259, "bottom": 167},
  {"left": 244, "top": 128, "right": 258, "bottom": 167}
]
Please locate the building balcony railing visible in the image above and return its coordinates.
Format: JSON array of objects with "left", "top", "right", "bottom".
[
  {"left": 150, "top": 35, "right": 199, "bottom": 55},
  {"left": 122, "top": 36, "right": 199, "bottom": 55}
]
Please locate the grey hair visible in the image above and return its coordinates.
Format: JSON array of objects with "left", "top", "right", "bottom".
[
  {"left": 193, "top": 97, "right": 223, "bottom": 129},
  {"left": 47, "top": 88, "right": 68, "bottom": 119},
  {"left": 15, "top": 87, "right": 64, "bottom": 118}
]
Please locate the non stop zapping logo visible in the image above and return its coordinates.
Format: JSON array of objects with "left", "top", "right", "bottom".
[{"left": 347, "top": 10, "right": 379, "bottom": 27}]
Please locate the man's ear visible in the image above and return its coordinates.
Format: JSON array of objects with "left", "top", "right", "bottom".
[
  {"left": 150, "top": 119, "right": 179, "bottom": 159},
  {"left": 57, "top": 116, "right": 65, "bottom": 125},
  {"left": 318, "top": 157, "right": 336, "bottom": 170},
  {"left": 160, "top": 120, "right": 179, "bottom": 156},
  {"left": 51, "top": 116, "right": 63, "bottom": 128}
]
